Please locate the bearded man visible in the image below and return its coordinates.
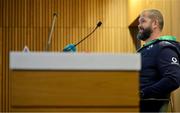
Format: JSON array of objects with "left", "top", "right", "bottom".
[{"left": 137, "top": 9, "right": 180, "bottom": 112}]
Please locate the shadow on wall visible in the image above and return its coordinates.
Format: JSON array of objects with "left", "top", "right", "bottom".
[{"left": 128, "top": 16, "right": 141, "bottom": 50}]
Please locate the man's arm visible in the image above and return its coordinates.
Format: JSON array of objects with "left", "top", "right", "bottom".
[{"left": 141, "top": 47, "right": 180, "bottom": 98}]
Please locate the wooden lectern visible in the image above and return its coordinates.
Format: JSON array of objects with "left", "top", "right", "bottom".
[{"left": 10, "top": 52, "right": 141, "bottom": 112}]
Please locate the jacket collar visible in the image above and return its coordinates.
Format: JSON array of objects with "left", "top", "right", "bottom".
[
  {"left": 143, "top": 35, "right": 176, "bottom": 47},
  {"left": 137, "top": 35, "right": 177, "bottom": 51}
]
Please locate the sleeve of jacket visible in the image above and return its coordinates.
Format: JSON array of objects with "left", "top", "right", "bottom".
[{"left": 141, "top": 46, "right": 180, "bottom": 98}]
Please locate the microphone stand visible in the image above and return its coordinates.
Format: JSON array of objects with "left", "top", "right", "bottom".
[
  {"left": 74, "top": 25, "right": 99, "bottom": 47},
  {"left": 63, "top": 21, "right": 102, "bottom": 52},
  {"left": 45, "top": 13, "right": 58, "bottom": 51}
]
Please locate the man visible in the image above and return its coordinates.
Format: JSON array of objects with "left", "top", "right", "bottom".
[{"left": 137, "top": 9, "right": 180, "bottom": 112}]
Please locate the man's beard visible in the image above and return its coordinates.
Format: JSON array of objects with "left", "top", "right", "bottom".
[{"left": 137, "top": 27, "right": 152, "bottom": 41}]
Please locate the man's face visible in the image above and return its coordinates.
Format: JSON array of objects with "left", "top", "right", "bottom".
[{"left": 137, "top": 12, "right": 153, "bottom": 41}]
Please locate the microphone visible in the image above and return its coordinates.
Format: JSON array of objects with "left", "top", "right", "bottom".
[
  {"left": 63, "top": 21, "right": 102, "bottom": 52},
  {"left": 97, "top": 21, "right": 102, "bottom": 27},
  {"left": 45, "top": 12, "right": 58, "bottom": 51}
]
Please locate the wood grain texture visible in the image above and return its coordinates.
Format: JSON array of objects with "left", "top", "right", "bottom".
[
  {"left": 2, "top": 0, "right": 180, "bottom": 112},
  {"left": 1, "top": 1, "right": 135, "bottom": 111},
  {"left": 10, "top": 71, "right": 139, "bottom": 112},
  {"left": 2, "top": 0, "right": 135, "bottom": 53},
  {"left": 0, "top": 0, "right": 2, "bottom": 110}
]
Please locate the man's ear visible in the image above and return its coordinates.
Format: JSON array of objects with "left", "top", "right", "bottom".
[{"left": 152, "top": 19, "right": 159, "bottom": 29}]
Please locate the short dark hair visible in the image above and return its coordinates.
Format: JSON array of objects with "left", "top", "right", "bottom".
[{"left": 141, "top": 9, "right": 164, "bottom": 31}]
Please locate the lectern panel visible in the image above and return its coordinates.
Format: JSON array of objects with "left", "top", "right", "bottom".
[
  {"left": 10, "top": 52, "right": 140, "bottom": 112},
  {"left": 10, "top": 71, "right": 139, "bottom": 112}
]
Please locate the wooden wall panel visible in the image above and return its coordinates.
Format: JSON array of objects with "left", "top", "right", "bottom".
[
  {"left": 128, "top": 0, "right": 146, "bottom": 25},
  {"left": 0, "top": 28, "right": 2, "bottom": 112},
  {"left": 1, "top": 0, "right": 134, "bottom": 53},
  {"left": 0, "top": 0, "right": 2, "bottom": 28},
  {"left": 171, "top": 1, "right": 180, "bottom": 111},
  {"left": 2, "top": 0, "right": 9, "bottom": 111},
  {"left": 1, "top": 0, "right": 137, "bottom": 111},
  {"left": 0, "top": 0, "right": 2, "bottom": 111},
  {"left": 1, "top": 0, "right": 179, "bottom": 111},
  {"left": 172, "top": 0, "right": 180, "bottom": 41}
]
